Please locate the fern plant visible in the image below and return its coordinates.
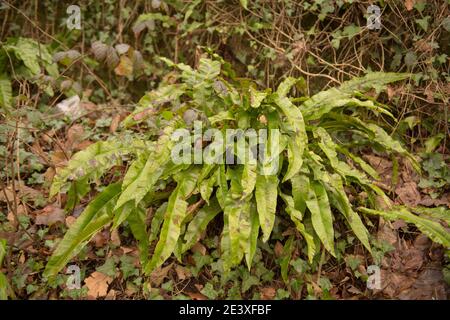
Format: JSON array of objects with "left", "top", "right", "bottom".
[{"left": 43, "top": 55, "right": 450, "bottom": 278}]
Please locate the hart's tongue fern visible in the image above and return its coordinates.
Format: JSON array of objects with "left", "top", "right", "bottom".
[{"left": 43, "top": 56, "right": 449, "bottom": 278}]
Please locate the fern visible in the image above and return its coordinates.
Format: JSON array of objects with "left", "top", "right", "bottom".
[
  {"left": 44, "top": 55, "right": 449, "bottom": 278},
  {"left": 0, "top": 239, "right": 12, "bottom": 300},
  {"left": 359, "top": 207, "right": 450, "bottom": 247}
]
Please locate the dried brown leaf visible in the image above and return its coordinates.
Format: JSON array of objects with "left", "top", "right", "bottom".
[
  {"left": 405, "top": 0, "right": 415, "bottom": 11},
  {"left": 395, "top": 181, "right": 421, "bottom": 206},
  {"left": 150, "top": 263, "right": 172, "bottom": 287},
  {"left": 84, "top": 271, "right": 112, "bottom": 299},
  {"left": 35, "top": 205, "right": 65, "bottom": 226},
  {"left": 175, "top": 265, "right": 192, "bottom": 280},
  {"left": 109, "top": 114, "right": 121, "bottom": 133},
  {"left": 114, "top": 55, "right": 133, "bottom": 77},
  {"left": 260, "top": 287, "right": 276, "bottom": 300}
]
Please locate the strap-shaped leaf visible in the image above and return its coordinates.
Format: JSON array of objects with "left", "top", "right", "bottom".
[
  {"left": 360, "top": 207, "right": 450, "bottom": 248},
  {"left": 302, "top": 72, "right": 409, "bottom": 120},
  {"left": 241, "top": 163, "right": 257, "bottom": 199},
  {"left": 181, "top": 197, "right": 221, "bottom": 253},
  {"left": 315, "top": 127, "right": 370, "bottom": 185},
  {"left": 244, "top": 202, "right": 260, "bottom": 270},
  {"left": 321, "top": 113, "right": 419, "bottom": 172},
  {"left": 276, "top": 77, "right": 297, "bottom": 97},
  {"left": 225, "top": 168, "right": 250, "bottom": 266},
  {"left": 305, "top": 180, "right": 336, "bottom": 256},
  {"left": 290, "top": 173, "right": 309, "bottom": 215},
  {"left": 115, "top": 129, "right": 173, "bottom": 209},
  {"left": 220, "top": 203, "right": 232, "bottom": 271},
  {"left": 280, "top": 192, "right": 302, "bottom": 221},
  {"left": 365, "top": 123, "right": 420, "bottom": 172},
  {"left": 339, "top": 72, "right": 410, "bottom": 93},
  {"left": 0, "top": 273, "right": 8, "bottom": 300},
  {"left": 112, "top": 154, "right": 149, "bottom": 228},
  {"left": 327, "top": 174, "right": 371, "bottom": 252},
  {"left": 145, "top": 168, "right": 199, "bottom": 273},
  {"left": 0, "top": 74, "right": 12, "bottom": 112},
  {"left": 280, "top": 235, "right": 295, "bottom": 283},
  {"left": 121, "top": 152, "right": 148, "bottom": 191},
  {"left": 50, "top": 138, "right": 140, "bottom": 197},
  {"left": 336, "top": 146, "right": 380, "bottom": 180},
  {"left": 274, "top": 81, "right": 307, "bottom": 181},
  {"left": 0, "top": 239, "right": 5, "bottom": 266},
  {"left": 237, "top": 199, "right": 255, "bottom": 266},
  {"left": 412, "top": 206, "right": 450, "bottom": 226},
  {"left": 146, "top": 190, "right": 187, "bottom": 274},
  {"left": 216, "top": 166, "right": 233, "bottom": 271},
  {"left": 255, "top": 174, "right": 278, "bottom": 242},
  {"left": 0, "top": 238, "right": 7, "bottom": 299},
  {"left": 148, "top": 202, "right": 168, "bottom": 244},
  {"left": 127, "top": 205, "right": 150, "bottom": 266},
  {"left": 289, "top": 214, "right": 317, "bottom": 263},
  {"left": 216, "top": 164, "right": 228, "bottom": 209},
  {"left": 305, "top": 96, "right": 393, "bottom": 121},
  {"left": 285, "top": 139, "right": 303, "bottom": 182},
  {"left": 199, "top": 170, "right": 217, "bottom": 204},
  {"left": 44, "top": 183, "right": 122, "bottom": 277}
]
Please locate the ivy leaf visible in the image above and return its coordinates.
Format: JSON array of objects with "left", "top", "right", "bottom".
[
  {"left": 424, "top": 134, "right": 444, "bottom": 153},
  {"left": 415, "top": 16, "right": 430, "bottom": 32},
  {"left": 404, "top": 52, "right": 417, "bottom": 68},
  {"left": 239, "top": 0, "right": 248, "bottom": 10},
  {"left": 342, "top": 25, "right": 361, "bottom": 39}
]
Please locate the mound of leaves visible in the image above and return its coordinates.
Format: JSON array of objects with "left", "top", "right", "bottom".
[{"left": 43, "top": 55, "right": 450, "bottom": 278}]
